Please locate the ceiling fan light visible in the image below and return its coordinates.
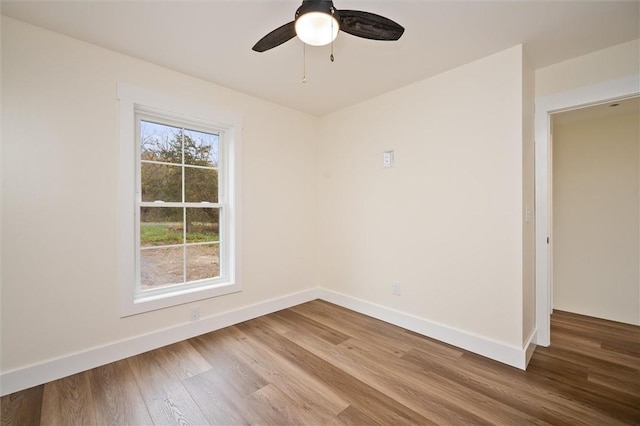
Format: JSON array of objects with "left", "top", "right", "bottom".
[{"left": 295, "top": 11, "right": 339, "bottom": 46}]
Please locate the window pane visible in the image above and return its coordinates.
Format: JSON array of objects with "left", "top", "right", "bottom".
[
  {"left": 184, "top": 129, "right": 218, "bottom": 167},
  {"left": 140, "top": 246, "right": 184, "bottom": 289},
  {"left": 185, "top": 167, "right": 218, "bottom": 203},
  {"left": 140, "top": 207, "right": 183, "bottom": 246},
  {"left": 186, "top": 208, "right": 219, "bottom": 243},
  {"left": 186, "top": 244, "right": 220, "bottom": 282},
  {"left": 141, "top": 163, "right": 182, "bottom": 202},
  {"left": 141, "top": 121, "right": 183, "bottom": 164}
]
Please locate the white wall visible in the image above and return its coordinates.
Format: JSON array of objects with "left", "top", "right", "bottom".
[
  {"left": 553, "top": 109, "right": 639, "bottom": 325},
  {"left": 318, "top": 46, "right": 530, "bottom": 348},
  {"left": 536, "top": 39, "right": 639, "bottom": 98},
  {"left": 522, "top": 53, "right": 536, "bottom": 345},
  {"left": 1, "top": 17, "right": 319, "bottom": 373}
]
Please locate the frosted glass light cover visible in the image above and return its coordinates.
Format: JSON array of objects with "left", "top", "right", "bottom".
[{"left": 295, "top": 12, "right": 339, "bottom": 46}]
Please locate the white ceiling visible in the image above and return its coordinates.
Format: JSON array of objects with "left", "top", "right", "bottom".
[{"left": 2, "top": 0, "right": 638, "bottom": 116}]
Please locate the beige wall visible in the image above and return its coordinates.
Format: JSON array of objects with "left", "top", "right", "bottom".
[
  {"left": 536, "top": 39, "right": 639, "bottom": 98},
  {"left": 318, "top": 46, "right": 529, "bottom": 347},
  {"left": 1, "top": 17, "right": 319, "bottom": 372},
  {"left": 522, "top": 53, "right": 536, "bottom": 343},
  {"left": 552, "top": 109, "right": 640, "bottom": 325}
]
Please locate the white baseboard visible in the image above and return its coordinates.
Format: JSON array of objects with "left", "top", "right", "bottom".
[
  {"left": 524, "top": 329, "right": 537, "bottom": 367},
  {"left": 0, "top": 288, "right": 320, "bottom": 396},
  {"left": 1, "top": 286, "right": 534, "bottom": 396},
  {"left": 317, "top": 288, "right": 530, "bottom": 370}
]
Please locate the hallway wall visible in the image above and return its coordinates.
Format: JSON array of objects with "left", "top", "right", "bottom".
[{"left": 553, "top": 101, "right": 640, "bottom": 325}]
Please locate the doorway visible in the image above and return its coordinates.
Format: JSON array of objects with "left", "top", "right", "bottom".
[
  {"left": 534, "top": 76, "right": 640, "bottom": 346},
  {"left": 551, "top": 97, "right": 639, "bottom": 325}
]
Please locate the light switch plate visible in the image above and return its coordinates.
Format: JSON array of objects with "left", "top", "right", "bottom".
[{"left": 383, "top": 150, "right": 394, "bottom": 168}]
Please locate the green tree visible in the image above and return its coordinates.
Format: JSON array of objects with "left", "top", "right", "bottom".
[{"left": 140, "top": 129, "right": 219, "bottom": 230}]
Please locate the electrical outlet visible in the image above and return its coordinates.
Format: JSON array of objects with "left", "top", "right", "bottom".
[
  {"left": 190, "top": 307, "right": 200, "bottom": 322},
  {"left": 392, "top": 282, "right": 401, "bottom": 296}
]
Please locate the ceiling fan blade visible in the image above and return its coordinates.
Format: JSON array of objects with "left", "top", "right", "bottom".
[
  {"left": 252, "top": 21, "right": 296, "bottom": 52},
  {"left": 338, "top": 10, "right": 404, "bottom": 41}
]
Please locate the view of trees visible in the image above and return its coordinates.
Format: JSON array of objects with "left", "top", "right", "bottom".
[{"left": 139, "top": 121, "right": 219, "bottom": 245}]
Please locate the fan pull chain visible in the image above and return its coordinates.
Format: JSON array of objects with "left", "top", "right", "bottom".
[
  {"left": 302, "top": 43, "right": 308, "bottom": 83},
  {"left": 330, "top": 16, "right": 335, "bottom": 62}
]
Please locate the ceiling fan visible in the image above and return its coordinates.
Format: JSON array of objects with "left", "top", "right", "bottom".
[{"left": 252, "top": 0, "right": 404, "bottom": 52}]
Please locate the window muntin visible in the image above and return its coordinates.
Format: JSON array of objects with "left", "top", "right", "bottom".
[{"left": 136, "top": 117, "right": 224, "bottom": 297}]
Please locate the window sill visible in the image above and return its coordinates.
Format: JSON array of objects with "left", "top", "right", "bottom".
[{"left": 121, "top": 281, "right": 241, "bottom": 317}]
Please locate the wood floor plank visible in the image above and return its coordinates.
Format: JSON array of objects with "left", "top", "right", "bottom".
[
  {"left": 462, "top": 350, "right": 640, "bottom": 425},
  {"left": 269, "top": 309, "right": 352, "bottom": 345},
  {"left": 588, "top": 369, "right": 640, "bottom": 397},
  {"left": 549, "top": 328, "right": 640, "bottom": 368},
  {"left": 404, "top": 347, "right": 611, "bottom": 425},
  {"left": 127, "top": 348, "right": 209, "bottom": 425},
  {"left": 154, "top": 340, "right": 212, "bottom": 381},
  {"left": 551, "top": 313, "right": 640, "bottom": 341},
  {"left": 290, "top": 301, "right": 416, "bottom": 357},
  {"left": 293, "top": 300, "right": 406, "bottom": 342},
  {"left": 40, "top": 371, "right": 96, "bottom": 426},
  {"left": 553, "top": 310, "right": 640, "bottom": 334},
  {"left": 335, "top": 404, "right": 382, "bottom": 426},
  {"left": 533, "top": 344, "right": 639, "bottom": 380},
  {"left": 292, "top": 300, "right": 464, "bottom": 361},
  {"left": 188, "top": 328, "right": 342, "bottom": 426},
  {"left": 189, "top": 332, "right": 269, "bottom": 399},
  {"left": 285, "top": 323, "right": 548, "bottom": 426},
  {"left": 236, "top": 316, "right": 435, "bottom": 425},
  {"left": 183, "top": 368, "right": 252, "bottom": 425},
  {"left": 526, "top": 365, "right": 640, "bottom": 424},
  {"left": 344, "top": 337, "right": 558, "bottom": 425},
  {"left": 200, "top": 325, "right": 350, "bottom": 417},
  {"left": 276, "top": 324, "right": 486, "bottom": 424},
  {"left": 87, "top": 360, "right": 153, "bottom": 425},
  {"left": 600, "top": 338, "right": 640, "bottom": 357},
  {"left": 335, "top": 337, "right": 516, "bottom": 425},
  {"left": 1, "top": 385, "right": 43, "bottom": 426},
  {"left": 242, "top": 383, "right": 331, "bottom": 425},
  {"left": 525, "top": 350, "right": 590, "bottom": 383}
]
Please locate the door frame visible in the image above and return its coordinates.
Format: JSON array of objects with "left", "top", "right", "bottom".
[{"left": 534, "top": 75, "right": 639, "bottom": 346}]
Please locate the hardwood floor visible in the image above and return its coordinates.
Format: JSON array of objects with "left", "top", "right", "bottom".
[{"left": 2, "top": 301, "right": 639, "bottom": 425}]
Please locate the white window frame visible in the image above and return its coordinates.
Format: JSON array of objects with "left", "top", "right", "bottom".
[{"left": 118, "top": 83, "right": 242, "bottom": 316}]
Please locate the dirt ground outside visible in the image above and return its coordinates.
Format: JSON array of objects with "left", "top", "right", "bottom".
[{"left": 140, "top": 244, "right": 220, "bottom": 290}]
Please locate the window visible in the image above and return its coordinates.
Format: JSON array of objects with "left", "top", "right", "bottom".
[{"left": 118, "top": 84, "right": 241, "bottom": 316}]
